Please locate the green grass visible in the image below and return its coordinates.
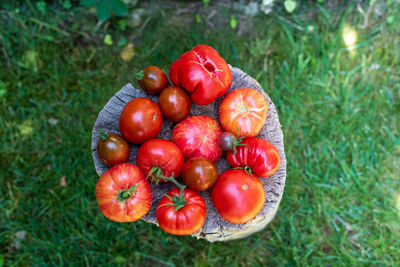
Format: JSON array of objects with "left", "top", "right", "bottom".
[{"left": 1, "top": 1, "right": 399, "bottom": 266}]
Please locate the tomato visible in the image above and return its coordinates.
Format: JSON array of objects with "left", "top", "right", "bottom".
[
  {"left": 226, "top": 138, "right": 280, "bottom": 177},
  {"left": 138, "top": 66, "right": 168, "bottom": 94},
  {"left": 95, "top": 163, "right": 152, "bottom": 222},
  {"left": 96, "top": 130, "right": 129, "bottom": 167},
  {"left": 156, "top": 187, "right": 206, "bottom": 235},
  {"left": 119, "top": 97, "right": 163, "bottom": 144},
  {"left": 211, "top": 169, "right": 265, "bottom": 224},
  {"left": 169, "top": 44, "right": 232, "bottom": 105},
  {"left": 136, "top": 139, "right": 184, "bottom": 183},
  {"left": 219, "top": 88, "right": 268, "bottom": 138},
  {"left": 172, "top": 115, "right": 223, "bottom": 162},
  {"left": 181, "top": 157, "right": 218, "bottom": 191},
  {"left": 158, "top": 86, "right": 191, "bottom": 122}
]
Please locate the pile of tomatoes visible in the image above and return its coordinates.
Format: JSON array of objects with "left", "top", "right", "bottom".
[{"left": 95, "top": 45, "right": 281, "bottom": 235}]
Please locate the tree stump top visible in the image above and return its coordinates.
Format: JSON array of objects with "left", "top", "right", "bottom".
[{"left": 91, "top": 66, "right": 286, "bottom": 242}]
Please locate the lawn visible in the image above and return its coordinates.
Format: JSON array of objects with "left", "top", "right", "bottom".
[{"left": 0, "top": 0, "right": 399, "bottom": 266}]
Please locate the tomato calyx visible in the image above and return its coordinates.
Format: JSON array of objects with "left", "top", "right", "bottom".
[
  {"left": 147, "top": 166, "right": 167, "bottom": 183},
  {"left": 135, "top": 70, "right": 144, "bottom": 80},
  {"left": 117, "top": 184, "right": 138, "bottom": 202},
  {"left": 234, "top": 166, "right": 254, "bottom": 177},
  {"left": 160, "top": 173, "right": 188, "bottom": 211},
  {"left": 99, "top": 129, "right": 109, "bottom": 141}
]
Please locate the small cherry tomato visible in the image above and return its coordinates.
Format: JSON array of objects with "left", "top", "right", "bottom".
[
  {"left": 156, "top": 187, "right": 206, "bottom": 235},
  {"left": 211, "top": 169, "right": 265, "bottom": 224},
  {"left": 181, "top": 158, "right": 218, "bottom": 191},
  {"left": 136, "top": 139, "right": 184, "bottom": 183},
  {"left": 119, "top": 97, "right": 163, "bottom": 144},
  {"left": 158, "top": 86, "right": 191, "bottom": 122},
  {"left": 96, "top": 163, "right": 152, "bottom": 222},
  {"left": 138, "top": 66, "right": 168, "bottom": 94},
  {"left": 96, "top": 130, "right": 130, "bottom": 167}
]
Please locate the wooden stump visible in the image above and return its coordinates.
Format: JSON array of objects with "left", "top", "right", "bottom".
[{"left": 91, "top": 66, "right": 286, "bottom": 242}]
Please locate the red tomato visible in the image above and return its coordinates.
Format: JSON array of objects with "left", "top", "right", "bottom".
[
  {"left": 138, "top": 66, "right": 168, "bottom": 94},
  {"left": 119, "top": 97, "right": 163, "bottom": 144},
  {"left": 211, "top": 169, "right": 265, "bottom": 224},
  {"left": 169, "top": 44, "right": 232, "bottom": 105},
  {"left": 181, "top": 157, "right": 218, "bottom": 191},
  {"left": 136, "top": 139, "right": 184, "bottom": 183},
  {"left": 95, "top": 163, "right": 152, "bottom": 222},
  {"left": 156, "top": 187, "right": 206, "bottom": 235},
  {"left": 158, "top": 86, "right": 191, "bottom": 122},
  {"left": 96, "top": 131, "right": 129, "bottom": 167},
  {"left": 219, "top": 88, "right": 268, "bottom": 138},
  {"left": 172, "top": 115, "right": 223, "bottom": 162},
  {"left": 226, "top": 138, "right": 280, "bottom": 177}
]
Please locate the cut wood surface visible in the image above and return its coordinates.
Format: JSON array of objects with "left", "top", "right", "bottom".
[{"left": 91, "top": 66, "right": 286, "bottom": 242}]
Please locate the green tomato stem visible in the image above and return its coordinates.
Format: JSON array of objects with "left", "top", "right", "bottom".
[
  {"left": 117, "top": 184, "right": 138, "bottom": 202},
  {"left": 99, "top": 129, "right": 108, "bottom": 141}
]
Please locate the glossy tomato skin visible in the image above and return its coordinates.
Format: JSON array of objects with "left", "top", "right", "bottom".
[
  {"left": 95, "top": 163, "right": 152, "bottom": 222},
  {"left": 138, "top": 66, "right": 168, "bottom": 94},
  {"left": 97, "top": 133, "right": 129, "bottom": 167},
  {"left": 156, "top": 188, "right": 206, "bottom": 235},
  {"left": 136, "top": 139, "right": 184, "bottom": 183},
  {"left": 217, "top": 131, "right": 236, "bottom": 151},
  {"left": 158, "top": 86, "right": 191, "bottom": 122},
  {"left": 169, "top": 45, "right": 232, "bottom": 105},
  {"left": 227, "top": 138, "right": 280, "bottom": 177},
  {"left": 119, "top": 97, "right": 163, "bottom": 144},
  {"left": 219, "top": 88, "right": 268, "bottom": 138},
  {"left": 211, "top": 169, "right": 265, "bottom": 224},
  {"left": 172, "top": 115, "right": 223, "bottom": 162},
  {"left": 181, "top": 158, "right": 218, "bottom": 191}
]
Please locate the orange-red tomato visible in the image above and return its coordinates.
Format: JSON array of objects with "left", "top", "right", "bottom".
[
  {"left": 158, "top": 86, "right": 191, "bottom": 122},
  {"left": 181, "top": 157, "right": 218, "bottom": 191},
  {"left": 156, "top": 188, "right": 206, "bottom": 235},
  {"left": 172, "top": 115, "right": 223, "bottom": 162},
  {"left": 136, "top": 139, "right": 184, "bottom": 183},
  {"left": 227, "top": 138, "right": 280, "bottom": 177},
  {"left": 95, "top": 163, "right": 152, "bottom": 222},
  {"left": 138, "top": 66, "right": 168, "bottom": 94},
  {"left": 219, "top": 88, "right": 268, "bottom": 138},
  {"left": 119, "top": 97, "right": 162, "bottom": 144},
  {"left": 211, "top": 169, "right": 265, "bottom": 224}
]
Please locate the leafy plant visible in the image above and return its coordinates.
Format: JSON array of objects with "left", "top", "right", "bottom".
[{"left": 81, "top": 0, "right": 129, "bottom": 22}]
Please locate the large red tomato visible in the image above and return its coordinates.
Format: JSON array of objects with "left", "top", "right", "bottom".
[
  {"left": 211, "top": 169, "right": 265, "bottom": 224},
  {"left": 219, "top": 88, "right": 268, "bottom": 138},
  {"left": 119, "top": 97, "right": 162, "bottom": 144},
  {"left": 95, "top": 163, "right": 152, "bottom": 222},
  {"left": 172, "top": 115, "right": 223, "bottom": 162},
  {"left": 169, "top": 44, "right": 232, "bottom": 105},
  {"left": 136, "top": 139, "right": 184, "bottom": 183},
  {"left": 227, "top": 138, "right": 280, "bottom": 177},
  {"left": 156, "top": 187, "right": 206, "bottom": 235}
]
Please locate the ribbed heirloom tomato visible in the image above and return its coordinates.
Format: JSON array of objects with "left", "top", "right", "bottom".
[
  {"left": 119, "top": 97, "right": 162, "bottom": 144},
  {"left": 156, "top": 187, "right": 206, "bottom": 235},
  {"left": 172, "top": 115, "right": 223, "bottom": 162},
  {"left": 227, "top": 138, "right": 280, "bottom": 177},
  {"left": 95, "top": 163, "right": 152, "bottom": 222},
  {"left": 219, "top": 88, "right": 268, "bottom": 138},
  {"left": 136, "top": 139, "right": 184, "bottom": 183},
  {"left": 169, "top": 44, "right": 233, "bottom": 105},
  {"left": 211, "top": 169, "right": 265, "bottom": 224}
]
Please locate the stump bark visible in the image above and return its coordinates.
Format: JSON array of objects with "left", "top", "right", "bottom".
[{"left": 91, "top": 66, "right": 286, "bottom": 242}]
